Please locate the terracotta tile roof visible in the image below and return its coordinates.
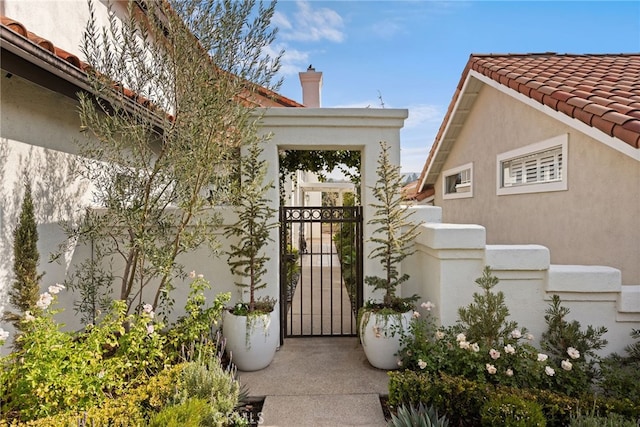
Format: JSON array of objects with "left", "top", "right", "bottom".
[
  {"left": 1, "top": 16, "right": 88, "bottom": 71},
  {"left": 1, "top": 15, "right": 303, "bottom": 108},
  {"left": 470, "top": 53, "right": 640, "bottom": 148},
  {"left": 402, "top": 180, "right": 434, "bottom": 202},
  {"left": 410, "top": 53, "right": 640, "bottom": 199}
]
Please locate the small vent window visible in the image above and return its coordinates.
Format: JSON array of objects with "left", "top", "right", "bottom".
[{"left": 443, "top": 163, "right": 473, "bottom": 199}]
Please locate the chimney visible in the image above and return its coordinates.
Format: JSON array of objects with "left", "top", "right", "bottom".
[{"left": 299, "top": 65, "right": 323, "bottom": 107}]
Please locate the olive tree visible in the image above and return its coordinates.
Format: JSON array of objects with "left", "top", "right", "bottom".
[{"left": 59, "top": 0, "right": 282, "bottom": 319}]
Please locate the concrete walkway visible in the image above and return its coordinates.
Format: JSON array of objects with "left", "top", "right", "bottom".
[
  {"left": 238, "top": 337, "right": 389, "bottom": 427},
  {"left": 287, "top": 245, "right": 357, "bottom": 336}
]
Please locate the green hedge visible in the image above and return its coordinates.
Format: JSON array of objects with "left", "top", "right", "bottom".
[{"left": 388, "top": 371, "right": 640, "bottom": 427}]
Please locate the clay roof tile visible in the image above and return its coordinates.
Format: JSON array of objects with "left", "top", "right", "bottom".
[
  {"left": 1, "top": 14, "right": 303, "bottom": 109},
  {"left": 465, "top": 53, "right": 640, "bottom": 150}
]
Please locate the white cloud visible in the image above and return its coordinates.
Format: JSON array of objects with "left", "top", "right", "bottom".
[
  {"left": 266, "top": 43, "right": 309, "bottom": 76},
  {"left": 272, "top": 11, "right": 292, "bottom": 31},
  {"left": 404, "top": 104, "right": 443, "bottom": 129},
  {"left": 278, "top": 0, "right": 345, "bottom": 43},
  {"left": 368, "top": 20, "right": 404, "bottom": 39},
  {"left": 401, "top": 146, "right": 430, "bottom": 173}
]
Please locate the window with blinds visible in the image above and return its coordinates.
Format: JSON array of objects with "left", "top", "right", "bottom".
[
  {"left": 496, "top": 134, "right": 568, "bottom": 196},
  {"left": 502, "top": 147, "right": 562, "bottom": 187}
]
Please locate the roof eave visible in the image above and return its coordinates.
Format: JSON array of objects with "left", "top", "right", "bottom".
[
  {"left": 1, "top": 23, "right": 170, "bottom": 130},
  {"left": 418, "top": 69, "right": 483, "bottom": 192},
  {"left": 1, "top": 24, "right": 89, "bottom": 91}
]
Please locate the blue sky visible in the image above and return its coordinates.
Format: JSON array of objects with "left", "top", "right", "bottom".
[{"left": 268, "top": 1, "right": 640, "bottom": 173}]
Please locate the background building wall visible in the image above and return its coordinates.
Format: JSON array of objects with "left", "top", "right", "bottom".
[{"left": 434, "top": 87, "right": 639, "bottom": 286}]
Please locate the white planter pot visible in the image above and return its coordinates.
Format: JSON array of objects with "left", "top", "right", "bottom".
[
  {"left": 223, "top": 309, "right": 278, "bottom": 372},
  {"left": 360, "top": 310, "right": 413, "bottom": 370}
]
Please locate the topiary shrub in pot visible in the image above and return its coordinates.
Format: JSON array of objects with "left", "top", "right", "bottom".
[
  {"left": 359, "top": 141, "right": 421, "bottom": 370},
  {"left": 223, "top": 138, "right": 278, "bottom": 372}
]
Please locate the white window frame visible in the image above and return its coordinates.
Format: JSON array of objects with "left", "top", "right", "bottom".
[
  {"left": 496, "top": 134, "right": 568, "bottom": 196},
  {"left": 442, "top": 162, "right": 473, "bottom": 200}
]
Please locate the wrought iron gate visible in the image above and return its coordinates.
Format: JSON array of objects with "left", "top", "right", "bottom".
[{"left": 280, "top": 206, "right": 363, "bottom": 339}]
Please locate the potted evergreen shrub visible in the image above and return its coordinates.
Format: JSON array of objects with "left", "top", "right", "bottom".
[
  {"left": 360, "top": 141, "right": 421, "bottom": 370},
  {"left": 223, "top": 138, "right": 278, "bottom": 371}
]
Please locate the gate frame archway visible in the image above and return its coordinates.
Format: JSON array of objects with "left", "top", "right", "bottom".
[{"left": 254, "top": 107, "right": 409, "bottom": 345}]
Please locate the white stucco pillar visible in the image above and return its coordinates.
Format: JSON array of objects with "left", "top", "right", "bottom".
[{"left": 413, "top": 223, "right": 486, "bottom": 326}]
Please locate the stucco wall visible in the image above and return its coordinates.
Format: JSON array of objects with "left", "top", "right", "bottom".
[
  {"left": 3, "top": 0, "right": 121, "bottom": 59},
  {"left": 0, "top": 73, "right": 94, "bottom": 336},
  {"left": 434, "top": 86, "right": 640, "bottom": 286}
]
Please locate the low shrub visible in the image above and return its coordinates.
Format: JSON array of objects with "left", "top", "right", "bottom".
[
  {"left": 388, "top": 370, "right": 638, "bottom": 427},
  {"left": 0, "top": 364, "right": 186, "bottom": 427},
  {"left": 388, "top": 402, "right": 449, "bottom": 427},
  {"left": 165, "top": 275, "right": 230, "bottom": 362},
  {"left": 148, "top": 398, "right": 211, "bottom": 427},
  {"left": 176, "top": 358, "right": 241, "bottom": 417},
  {"left": 0, "top": 393, "right": 147, "bottom": 427},
  {"left": 480, "top": 394, "right": 546, "bottom": 427},
  {"left": 569, "top": 411, "right": 638, "bottom": 427},
  {"left": 598, "top": 329, "right": 640, "bottom": 403},
  {"left": 0, "top": 276, "right": 236, "bottom": 424},
  {"left": 0, "top": 297, "right": 166, "bottom": 421},
  {"left": 388, "top": 371, "right": 489, "bottom": 426}
]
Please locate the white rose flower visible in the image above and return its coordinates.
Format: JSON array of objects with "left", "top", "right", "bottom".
[
  {"left": 435, "top": 331, "right": 445, "bottom": 340},
  {"left": 143, "top": 304, "right": 155, "bottom": 319},
  {"left": 36, "top": 292, "right": 53, "bottom": 310},
  {"left": 48, "top": 283, "right": 65, "bottom": 295},
  {"left": 470, "top": 343, "right": 480, "bottom": 353},
  {"left": 421, "top": 301, "right": 435, "bottom": 311},
  {"left": 567, "top": 347, "right": 580, "bottom": 359},
  {"left": 506, "top": 368, "right": 514, "bottom": 377},
  {"left": 456, "top": 333, "right": 466, "bottom": 342},
  {"left": 510, "top": 329, "right": 522, "bottom": 339},
  {"left": 504, "top": 344, "right": 516, "bottom": 355},
  {"left": 545, "top": 366, "right": 555, "bottom": 376},
  {"left": 489, "top": 349, "right": 501, "bottom": 360},
  {"left": 418, "top": 359, "right": 427, "bottom": 370},
  {"left": 459, "top": 340, "right": 471, "bottom": 350},
  {"left": 486, "top": 364, "right": 497, "bottom": 375},
  {"left": 561, "top": 360, "right": 573, "bottom": 371},
  {"left": 537, "top": 353, "right": 548, "bottom": 362}
]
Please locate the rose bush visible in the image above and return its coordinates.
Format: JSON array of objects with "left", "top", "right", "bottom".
[{"left": 396, "top": 268, "right": 600, "bottom": 397}]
